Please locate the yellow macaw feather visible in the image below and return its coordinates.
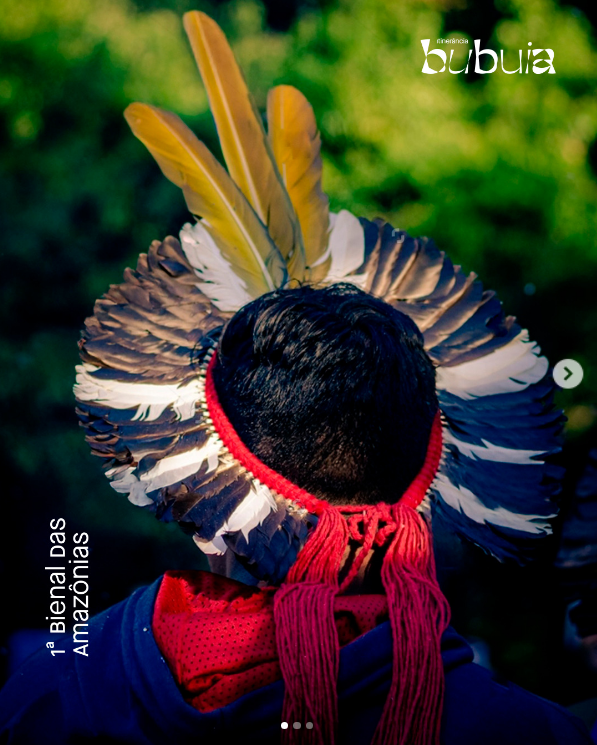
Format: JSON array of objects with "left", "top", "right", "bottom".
[
  {"left": 183, "top": 11, "right": 305, "bottom": 279},
  {"left": 267, "top": 85, "right": 330, "bottom": 283},
  {"left": 124, "top": 102, "right": 287, "bottom": 296}
]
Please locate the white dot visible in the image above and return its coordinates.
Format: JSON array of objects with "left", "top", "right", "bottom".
[
  {"left": 306, "top": 722, "right": 314, "bottom": 729},
  {"left": 293, "top": 722, "right": 302, "bottom": 729},
  {"left": 281, "top": 722, "right": 288, "bottom": 729}
]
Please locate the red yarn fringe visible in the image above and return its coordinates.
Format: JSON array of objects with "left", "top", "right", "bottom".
[
  {"left": 274, "top": 510, "right": 349, "bottom": 745},
  {"left": 274, "top": 504, "right": 449, "bottom": 745},
  {"left": 373, "top": 503, "right": 450, "bottom": 745}
]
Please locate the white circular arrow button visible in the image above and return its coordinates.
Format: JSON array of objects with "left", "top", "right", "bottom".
[{"left": 553, "top": 359, "right": 584, "bottom": 389}]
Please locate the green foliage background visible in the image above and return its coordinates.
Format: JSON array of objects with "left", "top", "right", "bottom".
[{"left": 2, "top": 0, "right": 597, "bottom": 703}]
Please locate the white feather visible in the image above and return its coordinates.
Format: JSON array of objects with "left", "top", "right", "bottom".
[
  {"left": 193, "top": 534, "right": 228, "bottom": 555},
  {"left": 434, "top": 473, "right": 555, "bottom": 534},
  {"left": 436, "top": 331, "right": 548, "bottom": 399},
  {"left": 107, "top": 436, "right": 222, "bottom": 505},
  {"left": 191, "top": 481, "right": 278, "bottom": 556},
  {"left": 74, "top": 364, "right": 201, "bottom": 421},
  {"left": 312, "top": 210, "right": 366, "bottom": 287},
  {"left": 105, "top": 466, "right": 154, "bottom": 506},
  {"left": 180, "top": 221, "right": 254, "bottom": 312},
  {"left": 223, "top": 482, "right": 277, "bottom": 539},
  {"left": 442, "top": 428, "right": 546, "bottom": 465}
]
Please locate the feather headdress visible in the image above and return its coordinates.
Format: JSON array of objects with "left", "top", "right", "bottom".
[
  {"left": 75, "top": 12, "right": 562, "bottom": 567},
  {"left": 74, "top": 11, "right": 564, "bottom": 745}
]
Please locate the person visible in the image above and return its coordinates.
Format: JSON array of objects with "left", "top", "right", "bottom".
[{"left": 0, "top": 10, "right": 591, "bottom": 745}]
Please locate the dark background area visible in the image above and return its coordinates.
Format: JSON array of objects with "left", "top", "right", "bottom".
[{"left": 1, "top": 0, "right": 597, "bottom": 711}]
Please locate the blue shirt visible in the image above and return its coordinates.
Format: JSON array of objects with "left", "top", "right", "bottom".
[{"left": 0, "top": 576, "right": 592, "bottom": 744}]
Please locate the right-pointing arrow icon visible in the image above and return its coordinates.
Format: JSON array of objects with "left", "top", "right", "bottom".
[{"left": 553, "top": 359, "right": 584, "bottom": 389}]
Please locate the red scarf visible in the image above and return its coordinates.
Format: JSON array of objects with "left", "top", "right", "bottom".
[{"left": 153, "top": 570, "right": 389, "bottom": 713}]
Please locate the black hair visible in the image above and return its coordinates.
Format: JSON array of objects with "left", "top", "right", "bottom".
[{"left": 212, "top": 283, "right": 438, "bottom": 505}]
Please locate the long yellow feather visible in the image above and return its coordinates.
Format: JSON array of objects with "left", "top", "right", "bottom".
[
  {"left": 182, "top": 11, "right": 305, "bottom": 279},
  {"left": 267, "top": 85, "right": 330, "bottom": 283},
  {"left": 124, "top": 102, "right": 287, "bottom": 296}
]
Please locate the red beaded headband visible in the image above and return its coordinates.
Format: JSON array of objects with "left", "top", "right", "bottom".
[{"left": 203, "top": 350, "right": 443, "bottom": 516}]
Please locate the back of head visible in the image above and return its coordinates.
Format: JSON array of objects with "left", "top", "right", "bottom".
[{"left": 213, "top": 283, "right": 438, "bottom": 505}]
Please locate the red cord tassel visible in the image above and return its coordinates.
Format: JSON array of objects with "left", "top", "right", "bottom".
[
  {"left": 372, "top": 503, "right": 450, "bottom": 745},
  {"left": 274, "top": 503, "right": 449, "bottom": 745},
  {"left": 274, "top": 509, "right": 348, "bottom": 745}
]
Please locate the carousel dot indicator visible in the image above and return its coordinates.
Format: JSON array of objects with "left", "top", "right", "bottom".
[
  {"left": 306, "top": 722, "right": 314, "bottom": 729},
  {"left": 281, "top": 722, "right": 288, "bottom": 729},
  {"left": 293, "top": 722, "right": 302, "bottom": 729}
]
